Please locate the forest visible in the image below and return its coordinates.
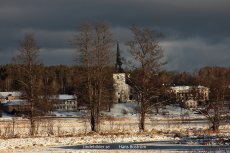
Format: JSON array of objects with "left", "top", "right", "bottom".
[{"left": 1, "top": 64, "right": 230, "bottom": 94}]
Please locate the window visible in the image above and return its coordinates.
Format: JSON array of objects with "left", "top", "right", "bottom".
[{"left": 129, "top": 95, "right": 133, "bottom": 100}]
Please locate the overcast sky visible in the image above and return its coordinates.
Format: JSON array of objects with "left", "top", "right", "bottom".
[{"left": 1, "top": 0, "right": 230, "bottom": 73}]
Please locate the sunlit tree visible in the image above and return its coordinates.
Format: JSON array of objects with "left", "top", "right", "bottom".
[{"left": 126, "top": 25, "right": 166, "bottom": 131}]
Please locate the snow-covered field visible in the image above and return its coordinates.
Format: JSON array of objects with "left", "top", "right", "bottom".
[{"left": 0, "top": 103, "right": 229, "bottom": 153}]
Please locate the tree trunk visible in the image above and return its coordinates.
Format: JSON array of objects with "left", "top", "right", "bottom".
[
  {"left": 90, "top": 110, "right": 96, "bottom": 132},
  {"left": 139, "top": 106, "right": 146, "bottom": 132},
  {"left": 211, "top": 120, "right": 220, "bottom": 132},
  {"left": 30, "top": 117, "right": 36, "bottom": 136}
]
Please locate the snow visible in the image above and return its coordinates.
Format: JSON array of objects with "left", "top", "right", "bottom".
[
  {"left": 0, "top": 134, "right": 172, "bottom": 151},
  {"left": 0, "top": 103, "right": 229, "bottom": 152},
  {"left": 0, "top": 91, "right": 22, "bottom": 97},
  {"left": 0, "top": 110, "right": 16, "bottom": 121},
  {"left": 53, "top": 111, "right": 84, "bottom": 117},
  {"left": 169, "top": 85, "right": 207, "bottom": 90},
  {"left": 0, "top": 99, "right": 8, "bottom": 104},
  {"left": 50, "top": 94, "right": 77, "bottom": 100},
  {"left": 102, "top": 103, "right": 205, "bottom": 120},
  {"left": 103, "top": 103, "right": 138, "bottom": 117},
  {"left": 3, "top": 100, "right": 27, "bottom": 106}
]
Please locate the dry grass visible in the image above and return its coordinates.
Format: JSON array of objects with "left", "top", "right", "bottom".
[
  {"left": 100, "top": 131, "right": 134, "bottom": 136},
  {"left": 101, "top": 117, "right": 135, "bottom": 121},
  {"left": 0, "top": 117, "right": 227, "bottom": 140}
]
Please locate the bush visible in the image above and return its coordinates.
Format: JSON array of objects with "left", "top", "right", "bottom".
[{"left": 121, "top": 109, "right": 128, "bottom": 115}]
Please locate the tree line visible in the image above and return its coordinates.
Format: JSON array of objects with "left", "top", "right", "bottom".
[
  {"left": 1, "top": 65, "right": 230, "bottom": 96},
  {"left": 0, "top": 64, "right": 106, "bottom": 95}
]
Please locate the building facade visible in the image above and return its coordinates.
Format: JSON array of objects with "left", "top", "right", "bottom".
[
  {"left": 2, "top": 100, "right": 30, "bottom": 114},
  {"left": 181, "top": 99, "right": 197, "bottom": 108},
  {"left": 113, "top": 73, "right": 132, "bottom": 103},
  {"left": 53, "top": 94, "right": 77, "bottom": 111},
  {"left": 167, "top": 85, "right": 209, "bottom": 105},
  {"left": 113, "top": 41, "right": 135, "bottom": 103}
]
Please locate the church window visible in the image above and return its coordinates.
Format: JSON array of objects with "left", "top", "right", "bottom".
[{"left": 129, "top": 95, "right": 133, "bottom": 100}]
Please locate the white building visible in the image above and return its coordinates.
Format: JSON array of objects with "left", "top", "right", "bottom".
[
  {"left": 53, "top": 94, "right": 77, "bottom": 111},
  {"left": 113, "top": 73, "right": 132, "bottom": 103},
  {"left": 167, "top": 85, "right": 209, "bottom": 102},
  {"left": 181, "top": 99, "right": 197, "bottom": 108},
  {"left": 113, "top": 41, "right": 135, "bottom": 103},
  {"left": 2, "top": 100, "right": 29, "bottom": 114}
]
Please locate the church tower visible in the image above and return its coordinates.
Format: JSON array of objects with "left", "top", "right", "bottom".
[
  {"left": 113, "top": 40, "right": 131, "bottom": 103},
  {"left": 115, "top": 40, "right": 123, "bottom": 73}
]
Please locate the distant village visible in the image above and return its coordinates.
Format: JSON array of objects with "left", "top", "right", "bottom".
[
  {"left": 0, "top": 42, "right": 213, "bottom": 117},
  {"left": 0, "top": 41, "right": 228, "bottom": 118},
  {"left": 0, "top": 82, "right": 211, "bottom": 117}
]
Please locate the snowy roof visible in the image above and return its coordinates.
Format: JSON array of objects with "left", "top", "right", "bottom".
[
  {"left": 3, "top": 100, "right": 28, "bottom": 106},
  {"left": 169, "top": 85, "right": 207, "bottom": 90},
  {"left": 194, "top": 85, "right": 208, "bottom": 89},
  {"left": 0, "top": 91, "right": 22, "bottom": 97},
  {"left": 0, "top": 99, "right": 8, "bottom": 104},
  {"left": 170, "top": 86, "right": 191, "bottom": 90},
  {"left": 59, "top": 94, "right": 76, "bottom": 100},
  {"left": 50, "top": 94, "right": 77, "bottom": 100}
]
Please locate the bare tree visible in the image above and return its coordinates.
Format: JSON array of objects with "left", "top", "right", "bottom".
[
  {"left": 12, "top": 33, "right": 55, "bottom": 136},
  {"left": 70, "top": 21, "right": 115, "bottom": 132},
  {"left": 201, "top": 70, "right": 228, "bottom": 132},
  {"left": 207, "top": 81, "right": 226, "bottom": 132},
  {"left": 125, "top": 25, "right": 166, "bottom": 132}
]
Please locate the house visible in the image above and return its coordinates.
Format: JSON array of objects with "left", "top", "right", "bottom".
[
  {"left": 181, "top": 99, "right": 197, "bottom": 108},
  {"left": 0, "top": 92, "right": 26, "bottom": 115},
  {"left": 2, "top": 100, "right": 30, "bottom": 114},
  {"left": 52, "top": 94, "right": 77, "bottom": 111},
  {"left": 1, "top": 93, "right": 78, "bottom": 113},
  {"left": 167, "top": 85, "right": 209, "bottom": 104}
]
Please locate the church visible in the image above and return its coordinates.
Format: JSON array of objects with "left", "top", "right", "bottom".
[{"left": 113, "top": 41, "right": 137, "bottom": 103}]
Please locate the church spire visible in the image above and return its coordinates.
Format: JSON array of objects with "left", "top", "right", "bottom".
[{"left": 115, "top": 39, "right": 123, "bottom": 73}]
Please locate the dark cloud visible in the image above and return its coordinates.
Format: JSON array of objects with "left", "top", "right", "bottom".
[
  {"left": 161, "top": 37, "right": 230, "bottom": 72},
  {"left": 0, "top": 0, "right": 230, "bottom": 72}
]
